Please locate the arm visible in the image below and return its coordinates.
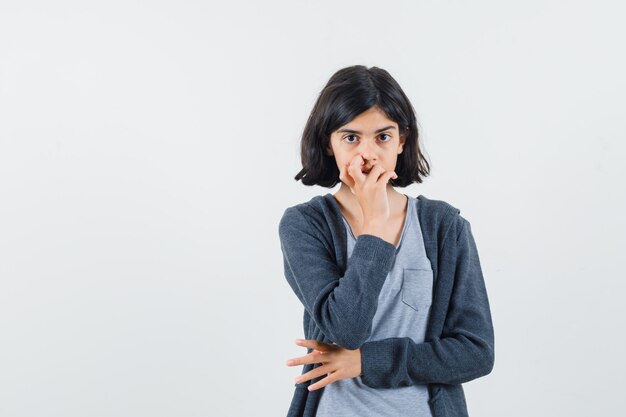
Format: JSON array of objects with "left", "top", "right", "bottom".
[
  {"left": 359, "top": 216, "right": 495, "bottom": 386},
  {"left": 279, "top": 206, "right": 397, "bottom": 350}
]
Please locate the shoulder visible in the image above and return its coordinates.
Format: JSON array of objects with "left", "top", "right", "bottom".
[
  {"left": 414, "top": 194, "right": 469, "bottom": 245},
  {"left": 278, "top": 194, "right": 328, "bottom": 239},
  {"left": 279, "top": 194, "right": 324, "bottom": 224},
  {"left": 416, "top": 194, "right": 460, "bottom": 218}
]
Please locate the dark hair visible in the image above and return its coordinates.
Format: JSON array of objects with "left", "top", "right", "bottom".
[{"left": 294, "top": 65, "right": 430, "bottom": 188}]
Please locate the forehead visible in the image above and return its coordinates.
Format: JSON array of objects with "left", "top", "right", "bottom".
[{"left": 336, "top": 107, "right": 398, "bottom": 133}]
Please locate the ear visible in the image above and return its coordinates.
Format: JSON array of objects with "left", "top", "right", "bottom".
[
  {"left": 326, "top": 144, "right": 334, "bottom": 156},
  {"left": 398, "top": 134, "right": 406, "bottom": 154}
]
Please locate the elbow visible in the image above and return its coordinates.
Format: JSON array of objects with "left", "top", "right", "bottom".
[
  {"left": 452, "top": 341, "right": 494, "bottom": 384},
  {"left": 449, "top": 347, "right": 494, "bottom": 385},
  {"left": 483, "top": 344, "right": 495, "bottom": 375},
  {"left": 474, "top": 344, "right": 495, "bottom": 378},
  {"left": 470, "top": 331, "right": 495, "bottom": 379}
]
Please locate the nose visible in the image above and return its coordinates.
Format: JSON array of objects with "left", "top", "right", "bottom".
[{"left": 359, "top": 140, "right": 377, "bottom": 164}]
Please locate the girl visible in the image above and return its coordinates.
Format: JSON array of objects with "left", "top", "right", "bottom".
[{"left": 279, "top": 65, "right": 494, "bottom": 417}]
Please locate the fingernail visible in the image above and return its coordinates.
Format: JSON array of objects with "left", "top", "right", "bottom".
[{"left": 286, "top": 360, "right": 294, "bottom": 365}]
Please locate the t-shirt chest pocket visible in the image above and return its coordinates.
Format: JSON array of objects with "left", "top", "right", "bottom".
[{"left": 401, "top": 268, "right": 433, "bottom": 313}]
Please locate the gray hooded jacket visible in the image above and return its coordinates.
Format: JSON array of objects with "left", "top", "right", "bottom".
[{"left": 278, "top": 193, "right": 495, "bottom": 417}]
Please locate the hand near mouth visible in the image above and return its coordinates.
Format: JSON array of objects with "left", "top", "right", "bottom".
[{"left": 339, "top": 155, "right": 398, "bottom": 231}]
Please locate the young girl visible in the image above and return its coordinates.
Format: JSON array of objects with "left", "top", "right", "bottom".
[{"left": 279, "top": 65, "right": 494, "bottom": 417}]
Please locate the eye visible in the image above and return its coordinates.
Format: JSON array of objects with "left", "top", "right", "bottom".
[{"left": 342, "top": 134, "right": 392, "bottom": 143}]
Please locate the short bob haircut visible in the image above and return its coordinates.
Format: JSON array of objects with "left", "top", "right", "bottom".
[{"left": 295, "top": 65, "right": 430, "bottom": 188}]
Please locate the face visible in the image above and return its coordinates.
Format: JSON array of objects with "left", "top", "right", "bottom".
[{"left": 326, "top": 106, "right": 406, "bottom": 180}]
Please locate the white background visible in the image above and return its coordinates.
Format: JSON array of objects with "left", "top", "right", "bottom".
[{"left": 1, "top": 1, "right": 625, "bottom": 416}]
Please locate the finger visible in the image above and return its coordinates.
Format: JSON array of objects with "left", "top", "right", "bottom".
[
  {"left": 348, "top": 161, "right": 365, "bottom": 185},
  {"left": 295, "top": 364, "right": 333, "bottom": 385},
  {"left": 349, "top": 155, "right": 367, "bottom": 181},
  {"left": 377, "top": 169, "right": 398, "bottom": 186},
  {"left": 286, "top": 353, "right": 315, "bottom": 367},
  {"left": 286, "top": 348, "right": 331, "bottom": 367},
  {"left": 286, "top": 354, "right": 308, "bottom": 366},
  {"left": 295, "top": 339, "right": 328, "bottom": 350},
  {"left": 340, "top": 163, "right": 356, "bottom": 190},
  {"left": 308, "top": 371, "right": 343, "bottom": 391},
  {"left": 339, "top": 163, "right": 347, "bottom": 182},
  {"left": 364, "top": 163, "right": 386, "bottom": 186}
]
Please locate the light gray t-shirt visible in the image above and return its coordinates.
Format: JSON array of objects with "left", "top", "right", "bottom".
[{"left": 316, "top": 194, "right": 434, "bottom": 417}]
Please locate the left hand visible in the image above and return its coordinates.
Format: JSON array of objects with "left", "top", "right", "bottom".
[{"left": 285, "top": 339, "right": 362, "bottom": 391}]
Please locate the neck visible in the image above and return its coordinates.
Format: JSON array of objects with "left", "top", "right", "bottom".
[{"left": 333, "top": 183, "right": 406, "bottom": 223}]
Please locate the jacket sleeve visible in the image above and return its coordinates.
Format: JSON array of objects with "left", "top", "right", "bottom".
[
  {"left": 359, "top": 216, "right": 495, "bottom": 386},
  {"left": 279, "top": 206, "right": 397, "bottom": 350}
]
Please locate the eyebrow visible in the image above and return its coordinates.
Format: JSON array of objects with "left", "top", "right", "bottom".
[{"left": 336, "top": 125, "right": 397, "bottom": 134}]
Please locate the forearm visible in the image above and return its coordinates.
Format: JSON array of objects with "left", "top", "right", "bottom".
[
  {"left": 359, "top": 334, "right": 494, "bottom": 387},
  {"left": 280, "top": 206, "right": 397, "bottom": 349}
]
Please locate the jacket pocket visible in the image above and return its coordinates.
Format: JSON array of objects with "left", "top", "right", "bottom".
[{"left": 401, "top": 268, "right": 433, "bottom": 313}]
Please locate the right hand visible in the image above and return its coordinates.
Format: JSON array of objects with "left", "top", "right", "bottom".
[{"left": 338, "top": 154, "right": 398, "bottom": 226}]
